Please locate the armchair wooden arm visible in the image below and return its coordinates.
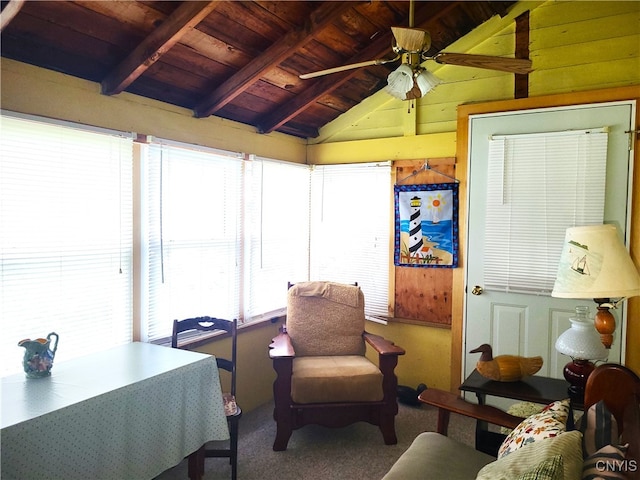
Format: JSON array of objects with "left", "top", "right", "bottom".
[
  {"left": 364, "top": 332, "right": 406, "bottom": 356},
  {"left": 418, "top": 388, "right": 524, "bottom": 436},
  {"left": 268, "top": 326, "right": 295, "bottom": 358}
]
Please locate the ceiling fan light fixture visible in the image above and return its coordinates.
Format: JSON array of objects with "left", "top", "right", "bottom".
[
  {"left": 415, "top": 68, "right": 441, "bottom": 97},
  {"left": 385, "top": 64, "right": 441, "bottom": 100},
  {"left": 385, "top": 64, "right": 415, "bottom": 100}
]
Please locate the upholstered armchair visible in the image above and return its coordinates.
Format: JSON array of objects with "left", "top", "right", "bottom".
[{"left": 269, "top": 281, "right": 405, "bottom": 451}]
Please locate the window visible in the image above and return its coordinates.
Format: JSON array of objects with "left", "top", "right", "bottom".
[
  {"left": 309, "top": 162, "right": 392, "bottom": 318},
  {"left": 141, "top": 141, "right": 244, "bottom": 342},
  {"left": 244, "top": 156, "right": 310, "bottom": 320},
  {"left": 0, "top": 113, "right": 133, "bottom": 376},
  {"left": 141, "top": 144, "right": 311, "bottom": 342}
]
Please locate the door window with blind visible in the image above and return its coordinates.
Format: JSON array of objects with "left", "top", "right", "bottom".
[
  {"left": 0, "top": 113, "right": 133, "bottom": 376},
  {"left": 483, "top": 128, "right": 608, "bottom": 294}
]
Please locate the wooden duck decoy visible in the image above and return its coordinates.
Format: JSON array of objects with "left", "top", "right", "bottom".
[{"left": 469, "top": 344, "right": 543, "bottom": 382}]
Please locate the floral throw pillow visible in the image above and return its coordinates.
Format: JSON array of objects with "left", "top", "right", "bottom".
[{"left": 498, "top": 398, "right": 571, "bottom": 458}]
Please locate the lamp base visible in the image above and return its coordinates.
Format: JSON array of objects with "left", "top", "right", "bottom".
[
  {"left": 563, "top": 359, "right": 595, "bottom": 396},
  {"left": 594, "top": 298, "right": 615, "bottom": 349}
]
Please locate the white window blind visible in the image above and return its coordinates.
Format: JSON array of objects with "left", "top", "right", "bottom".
[
  {"left": 309, "top": 162, "right": 391, "bottom": 317},
  {"left": 142, "top": 142, "right": 243, "bottom": 342},
  {"left": 484, "top": 129, "right": 608, "bottom": 294},
  {"left": 244, "top": 157, "right": 310, "bottom": 320},
  {"left": 0, "top": 113, "right": 133, "bottom": 376}
]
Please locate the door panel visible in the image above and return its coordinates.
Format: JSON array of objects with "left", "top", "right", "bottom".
[{"left": 465, "top": 101, "right": 634, "bottom": 404}]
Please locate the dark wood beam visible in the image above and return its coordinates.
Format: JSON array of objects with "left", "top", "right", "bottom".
[
  {"left": 101, "top": 1, "right": 220, "bottom": 96},
  {"left": 193, "top": 2, "right": 354, "bottom": 119},
  {"left": 0, "top": 0, "right": 25, "bottom": 32},
  {"left": 514, "top": 11, "right": 530, "bottom": 99}
]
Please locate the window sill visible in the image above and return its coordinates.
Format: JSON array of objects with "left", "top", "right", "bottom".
[{"left": 153, "top": 313, "right": 286, "bottom": 350}]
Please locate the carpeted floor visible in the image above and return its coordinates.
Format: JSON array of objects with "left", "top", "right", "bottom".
[{"left": 155, "top": 398, "right": 477, "bottom": 480}]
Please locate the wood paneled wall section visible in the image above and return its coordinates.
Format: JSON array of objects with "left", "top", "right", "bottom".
[{"left": 392, "top": 157, "right": 456, "bottom": 328}]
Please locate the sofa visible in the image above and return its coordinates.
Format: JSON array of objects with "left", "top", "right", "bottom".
[{"left": 383, "top": 364, "right": 640, "bottom": 480}]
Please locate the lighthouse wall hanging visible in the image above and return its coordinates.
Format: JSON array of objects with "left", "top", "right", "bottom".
[{"left": 394, "top": 183, "right": 459, "bottom": 267}]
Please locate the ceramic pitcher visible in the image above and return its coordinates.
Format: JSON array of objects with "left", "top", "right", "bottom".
[{"left": 18, "top": 332, "right": 59, "bottom": 378}]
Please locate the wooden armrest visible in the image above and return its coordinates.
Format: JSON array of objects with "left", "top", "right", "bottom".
[
  {"left": 269, "top": 328, "right": 295, "bottom": 358},
  {"left": 363, "top": 332, "right": 406, "bottom": 356},
  {"left": 418, "top": 388, "right": 524, "bottom": 435}
]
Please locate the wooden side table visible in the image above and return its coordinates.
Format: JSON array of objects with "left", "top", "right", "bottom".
[
  {"left": 460, "top": 369, "right": 583, "bottom": 409},
  {"left": 458, "top": 370, "right": 582, "bottom": 456}
]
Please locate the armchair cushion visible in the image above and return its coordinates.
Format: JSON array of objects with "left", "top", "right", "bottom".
[
  {"left": 381, "top": 432, "right": 495, "bottom": 480},
  {"left": 287, "top": 282, "right": 365, "bottom": 357},
  {"left": 291, "top": 355, "right": 383, "bottom": 404}
]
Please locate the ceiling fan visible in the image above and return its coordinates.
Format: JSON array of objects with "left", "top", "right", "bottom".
[{"left": 299, "top": 5, "right": 532, "bottom": 101}]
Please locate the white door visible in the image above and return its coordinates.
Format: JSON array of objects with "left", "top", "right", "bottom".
[{"left": 464, "top": 101, "right": 635, "bottom": 403}]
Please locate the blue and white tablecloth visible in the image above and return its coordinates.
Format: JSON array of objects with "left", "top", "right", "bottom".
[{"left": 1, "top": 342, "right": 229, "bottom": 480}]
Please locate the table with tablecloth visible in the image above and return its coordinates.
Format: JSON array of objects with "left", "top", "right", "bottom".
[{"left": 1, "top": 342, "right": 229, "bottom": 480}]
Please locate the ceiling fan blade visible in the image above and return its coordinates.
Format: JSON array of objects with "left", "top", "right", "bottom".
[
  {"left": 299, "top": 56, "right": 399, "bottom": 80},
  {"left": 391, "top": 26, "right": 430, "bottom": 52},
  {"left": 434, "top": 53, "right": 533, "bottom": 75}
]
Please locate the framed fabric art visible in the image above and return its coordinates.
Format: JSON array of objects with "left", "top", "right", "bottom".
[{"left": 394, "top": 183, "right": 459, "bottom": 268}]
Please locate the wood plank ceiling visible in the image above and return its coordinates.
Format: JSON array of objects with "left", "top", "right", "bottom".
[{"left": 1, "top": 1, "right": 518, "bottom": 139}]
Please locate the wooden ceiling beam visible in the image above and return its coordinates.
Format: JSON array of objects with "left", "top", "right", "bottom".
[
  {"left": 514, "top": 11, "right": 530, "bottom": 99},
  {"left": 0, "top": 0, "right": 25, "bottom": 32},
  {"left": 193, "top": 1, "right": 354, "bottom": 119},
  {"left": 101, "top": 1, "right": 220, "bottom": 96}
]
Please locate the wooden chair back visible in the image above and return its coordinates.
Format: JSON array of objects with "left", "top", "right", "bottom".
[
  {"left": 584, "top": 363, "right": 640, "bottom": 435},
  {"left": 172, "top": 316, "right": 237, "bottom": 397}
]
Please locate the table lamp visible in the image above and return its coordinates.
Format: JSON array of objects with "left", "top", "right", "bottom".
[
  {"left": 552, "top": 224, "right": 640, "bottom": 348},
  {"left": 555, "top": 305, "right": 607, "bottom": 395}
]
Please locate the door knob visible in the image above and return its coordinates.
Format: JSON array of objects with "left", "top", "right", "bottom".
[{"left": 471, "top": 285, "right": 483, "bottom": 296}]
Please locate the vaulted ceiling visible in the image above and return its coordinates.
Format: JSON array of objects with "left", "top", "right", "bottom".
[{"left": 1, "top": 1, "right": 519, "bottom": 139}]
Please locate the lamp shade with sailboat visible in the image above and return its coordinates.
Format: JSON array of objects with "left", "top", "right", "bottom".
[{"left": 552, "top": 224, "right": 640, "bottom": 348}]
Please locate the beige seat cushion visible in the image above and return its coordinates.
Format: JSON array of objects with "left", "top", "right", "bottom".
[
  {"left": 382, "top": 432, "right": 495, "bottom": 480},
  {"left": 291, "top": 356, "right": 383, "bottom": 404},
  {"left": 287, "top": 281, "right": 365, "bottom": 357}
]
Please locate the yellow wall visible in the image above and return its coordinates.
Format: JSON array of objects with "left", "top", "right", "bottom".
[
  {"left": 1, "top": 1, "right": 639, "bottom": 410},
  {"left": 0, "top": 60, "right": 307, "bottom": 164}
]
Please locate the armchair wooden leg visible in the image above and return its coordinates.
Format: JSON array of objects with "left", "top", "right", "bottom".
[
  {"left": 272, "top": 418, "right": 293, "bottom": 451},
  {"left": 379, "top": 414, "right": 398, "bottom": 445},
  {"left": 436, "top": 408, "right": 450, "bottom": 435},
  {"left": 272, "top": 357, "right": 294, "bottom": 451}
]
